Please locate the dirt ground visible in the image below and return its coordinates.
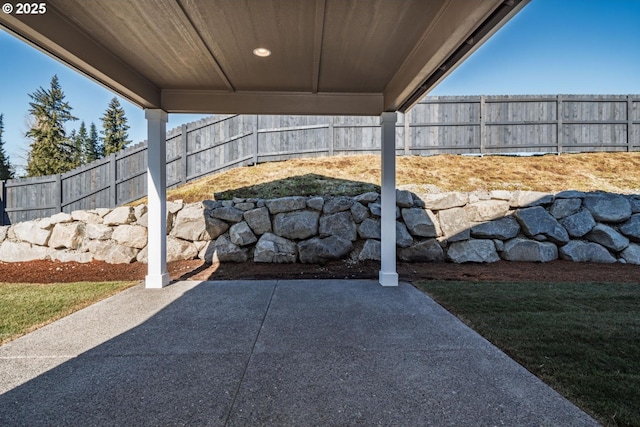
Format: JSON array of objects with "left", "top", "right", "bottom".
[{"left": 1, "top": 258, "right": 639, "bottom": 285}]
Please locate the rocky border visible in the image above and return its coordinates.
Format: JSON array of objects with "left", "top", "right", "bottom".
[{"left": 2, "top": 190, "right": 640, "bottom": 265}]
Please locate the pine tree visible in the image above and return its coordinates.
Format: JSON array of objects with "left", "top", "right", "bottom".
[
  {"left": 101, "top": 97, "right": 130, "bottom": 156},
  {"left": 89, "top": 122, "right": 102, "bottom": 161},
  {"left": 77, "top": 121, "right": 99, "bottom": 164},
  {"left": 0, "top": 114, "right": 14, "bottom": 180},
  {"left": 25, "top": 75, "right": 78, "bottom": 176},
  {"left": 69, "top": 129, "right": 82, "bottom": 168}
]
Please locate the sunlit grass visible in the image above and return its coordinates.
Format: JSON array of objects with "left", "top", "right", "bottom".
[{"left": 0, "top": 281, "right": 138, "bottom": 344}]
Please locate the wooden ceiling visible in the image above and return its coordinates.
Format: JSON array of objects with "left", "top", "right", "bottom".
[{"left": 0, "top": 0, "right": 528, "bottom": 115}]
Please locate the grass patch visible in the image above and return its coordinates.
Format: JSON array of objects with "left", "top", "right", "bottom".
[
  {"left": 0, "top": 281, "right": 138, "bottom": 345},
  {"left": 415, "top": 281, "right": 640, "bottom": 427},
  {"left": 141, "top": 152, "right": 640, "bottom": 204}
]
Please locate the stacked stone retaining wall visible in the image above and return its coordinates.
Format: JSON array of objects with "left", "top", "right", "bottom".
[{"left": 2, "top": 190, "right": 640, "bottom": 265}]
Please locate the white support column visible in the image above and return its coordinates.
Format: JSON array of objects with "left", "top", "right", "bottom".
[
  {"left": 145, "top": 109, "right": 170, "bottom": 289},
  {"left": 379, "top": 112, "right": 398, "bottom": 287}
]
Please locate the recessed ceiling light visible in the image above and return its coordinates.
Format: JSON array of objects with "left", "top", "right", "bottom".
[{"left": 253, "top": 47, "right": 271, "bottom": 57}]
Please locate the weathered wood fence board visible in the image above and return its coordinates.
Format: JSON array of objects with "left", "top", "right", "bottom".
[{"left": 1, "top": 94, "right": 639, "bottom": 224}]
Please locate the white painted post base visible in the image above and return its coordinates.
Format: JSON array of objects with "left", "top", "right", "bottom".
[
  {"left": 379, "top": 112, "right": 398, "bottom": 287},
  {"left": 379, "top": 271, "right": 399, "bottom": 287},
  {"left": 145, "top": 109, "right": 169, "bottom": 289}
]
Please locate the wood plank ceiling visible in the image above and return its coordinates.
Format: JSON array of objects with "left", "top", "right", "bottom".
[{"left": 0, "top": 0, "right": 528, "bottom": 115}]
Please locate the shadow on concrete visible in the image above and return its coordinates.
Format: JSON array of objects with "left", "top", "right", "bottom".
[{"left": 0, "top": 280, "right": 597, "bottom": 426}]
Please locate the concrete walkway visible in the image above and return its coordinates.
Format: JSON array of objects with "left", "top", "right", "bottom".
[{"left": 0, "top": 280, "right": 598, "bottom": 426}]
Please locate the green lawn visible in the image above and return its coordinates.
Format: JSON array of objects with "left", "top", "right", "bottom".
[
  {"left": 0, "top": 281, "right": 138, "bottom": 345},
  {"left": 415, "top": 281, "right": 640, "bottom": 427}
]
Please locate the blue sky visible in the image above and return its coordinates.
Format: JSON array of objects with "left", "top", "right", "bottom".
[{"left": 1, "top": 0, "right": 639, "bottom": 174}]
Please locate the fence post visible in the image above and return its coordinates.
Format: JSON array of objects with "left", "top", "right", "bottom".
[
  {"left": 328, "top": 116, "right": 335, "bottom": 156},
  {"left": 109, "top": 153, "right": 117, "bottom": 208},
  {"left": 253, "top": 115, "right": 259, "bottom": 165},
  {"left": 557, "top": 95, "right": 563, "bottom": 154},
  {"left": 479, "top": 96, "right": 486, "bottom": 155},
  {"left": 0, "top": 180, "right": 5, "bottom": 226},
  {"left": 181, "top": 124, "right": 189, "bottom": 184},
  {"left": 55, "top": 174, "right": 62, "bottom": 213},
  {"left": 628, "top": 95, "right": 633, "bottom": 152}
]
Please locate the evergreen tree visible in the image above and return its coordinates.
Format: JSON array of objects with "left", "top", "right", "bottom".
[
  {"left": 76, "top": 121, "right": 98, "bottom": 165},
  {"left": 25, "top": 75, "right": 78, "bottom": 176},
  {"left": 69, "top": 129, "right": 82, "bottom": 168},
  {"left": 101, "top": 97, "right": 130, "bottom": 156},
  {"left": 89, "top": 122, "right": 102, "bottom": 161},
  {"left": 0, "top": 114, "right": 14, "bottom": 180}
]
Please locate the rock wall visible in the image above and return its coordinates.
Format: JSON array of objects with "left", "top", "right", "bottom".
[{"left": 2, "top": 190, "right": 640, "bottom": 265}]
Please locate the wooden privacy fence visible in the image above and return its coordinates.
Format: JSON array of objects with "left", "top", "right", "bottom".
[{"left": 1, "top": 94, "right": 639, "bottom": 224}]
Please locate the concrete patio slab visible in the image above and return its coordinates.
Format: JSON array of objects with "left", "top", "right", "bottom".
[{"left": 0, "top": 279, "right": 598, "bottom": 426}]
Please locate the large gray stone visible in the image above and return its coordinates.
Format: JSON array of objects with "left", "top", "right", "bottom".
[
  {"left": 171, "top": 203, "right": 229, "bottom": 241},
  {"left": 323, "top": 196, "right": 353, "bottom": 214},
  {"left": 12, "top": 220, "right": 52, "bottom": 246},
  {"left": 265, "top": 196, "right": 308, "bottom": 214},
  {"left": 508, "top": 191, "right": 553, "bottom": 208},
  {"left": 213, "top": 234, "right": 249, "bottom": 263},
  {"left": 470, "top": 216, "right": 520, "bottom": 240},
  {"left": 514, "top": 206, "right": 569, "bottom": 244},
  {"left": 560, "top": 209, "right": 596, "bottom": 238},
  {"left": 395, "top": 190, "right": 414, "bottom": 208},
  {"left": 398, "top": 239, "right": 444, "bottom": 262},
  {"left": 465, "top": 200, "right": 510, "bottom": 222},
  {"left": 629, "top": 196, "right": 640, "bottom": 213},
  {"left": 319, "top": 211, "right": 357, "bottom": 241},
  {"left": 350, "top": 202, "right": 370, "bottom": 223},
  {"left": 0, "top": 241, "right": 50, "bottom": 262},
  {"left": 211, "top": 206, "right": 244, "bottom": 222},
  {"left": 49, "top": 212, "right": 73, "bottom": 224},
  {"left": 619, "top": 214, "right": 640, "bottom": 241},
  {"left": 229, "top": 221, "right": 258, "bottom": 246},
  {"left": 306, "top": 197, "right": 325, "bottom": 211},
  {"left": 243, "top": 207, "right": 272, "bottom": 235},
  {"left": 501, "top": 238, "right": 558, "bottom": 262},
  {"left": 438, "top": 207, "right": 470, "bottom": 242},
  {"left": 48, "top": 223, "right": 85, "bottom": 250},
  {"left": 447, "top": 239, "right": 500, "bottom": 263},
  {"left": 358, "top": 218, "right": 381, "bottom": 240},
  {"left": 396, "top": 221, "right": 413, "bottom": 248},
  {"left": 112, "top": 224, "right": 148, "bottom": 249},
  {"left": 620, "top": 243, "right": 640, "bottom": 265},
  {"left": 298, "top": 235, "right": 353, "bottom": 264},
  {"left": 71, "top": 210, "right": 103, "bottom": 224},
  {"left": 254, "top": 233, "right": 297, "bottom": 263},
  {"left": 353, "top": 192, "right": 379, "bottom": 204},
  {"left": 85, "top": 223, "right": 113, "bottom": 240},
  {"left": 402, "top": 208, "right": 440, "bottom": 237},
  {"left": 549, "top": 198, "right": 582, "bottom": 219},
  {"left": 421, "top": 192, "right": 468, "bottom": 210},
  {"left": 273, "top": 210, "right": 319, "bottom": 240},
  {"left": 583, "top": 193, "right": 632, "bottom": 223},
  {"left": 50, "top": 250, "right": 93, "bottom": 263},
  {"left": 585, "top": 224, "right": 629, "bottom": 252},
  {"left": 560, "top": 240, "right": 616, "bottom": 263},
  {"left": 102, "top": 206, "right": 136, "bottom": 225},
  {"left": 358, "top": 239, "right": 380, "bottom": 261},
  {"left": 87, "top": 240, "right": 139, "bottom": 264},
  {"left": 167, "top": 236, "right": 199, "bottom": 262}
]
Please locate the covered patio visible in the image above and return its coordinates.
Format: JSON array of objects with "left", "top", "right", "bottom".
[{"left": 1, "top": 0, "right": 528, "bottom": 287}]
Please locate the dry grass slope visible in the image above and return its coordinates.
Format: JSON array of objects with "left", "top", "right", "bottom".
[{"left": 161, "top": 153, "right": 640, "bottom": 203}]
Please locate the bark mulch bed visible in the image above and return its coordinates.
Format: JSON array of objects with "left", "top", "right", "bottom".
[{"left": 1, "top": 259, "right": 639, "bottom": 284}]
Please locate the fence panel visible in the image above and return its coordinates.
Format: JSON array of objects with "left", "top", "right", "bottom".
[{"left": 2, "top": 95, "right": 640, "bottom": 224}]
